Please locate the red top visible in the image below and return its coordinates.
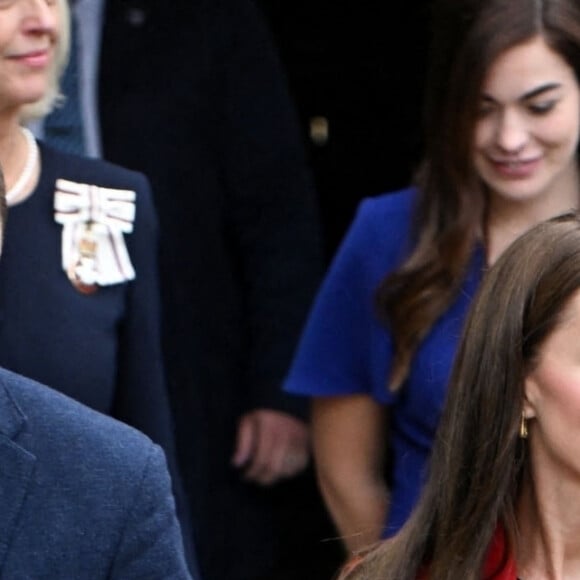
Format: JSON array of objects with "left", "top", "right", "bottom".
[
  {"left": 483, "top": 527, "right": 517, "bottom": 579},
  {"left": 341, "top": 526, "right": 518, "bottom": 579},
  {"left": 417, "top": 527, "right": 518, "bottom": 579}
]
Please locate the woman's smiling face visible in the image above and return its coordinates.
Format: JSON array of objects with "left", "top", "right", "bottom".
[
  {"left": 0, "top": 0, "right": 59, "bottom": 115},
  {"left": 473, "top": 35, "right": 580, "bottom": 206}
]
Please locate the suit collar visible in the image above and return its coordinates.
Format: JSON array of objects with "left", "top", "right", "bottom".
[
  {"left": 0, "top": 374, "right": 27, "bottom": 440},
  {"left": 0, "top": 373, "right": 37, "bottom": 570}
]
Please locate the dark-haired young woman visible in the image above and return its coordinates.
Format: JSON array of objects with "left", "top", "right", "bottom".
[{"left": 284, "top": 0, "right": 580, "bottom": 554}]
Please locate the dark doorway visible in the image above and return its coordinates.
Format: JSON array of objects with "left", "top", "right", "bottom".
[{"left": 256, "top": 1, "right": 431, "bottom": 260}]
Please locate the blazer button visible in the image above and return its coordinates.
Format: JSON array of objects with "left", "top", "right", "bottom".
[
  {"left": 125, "top": 7, "right": 148, "bottom": 27},
  {"left": 309, "top": 116, "right": 329, "bottom": 147}
]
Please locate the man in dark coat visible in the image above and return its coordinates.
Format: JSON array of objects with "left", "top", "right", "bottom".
[{"left": 97, "top": 0, "right": 324, "bottom": 578}]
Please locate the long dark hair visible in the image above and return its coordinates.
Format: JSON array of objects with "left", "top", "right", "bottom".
[
  {"left": 377, "top": 0, "right": 580, "bottom": 391},
  {"left": 343, "top": 211, "right": 580, "bottom": 579}
]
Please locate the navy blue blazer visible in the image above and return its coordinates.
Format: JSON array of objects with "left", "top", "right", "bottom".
[
  {"left": 0, "top": 142, "right": 197, "bottom": 573},
  {"left": 0, "top": 367, "right": 191, "bottom": 579},
  {"left": 0, "top": 143, "right": 173, "bottom": 452}
]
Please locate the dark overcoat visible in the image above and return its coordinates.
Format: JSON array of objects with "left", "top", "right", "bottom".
[{"left": 99, "top": 1, "right": 322, "bottom": 577}]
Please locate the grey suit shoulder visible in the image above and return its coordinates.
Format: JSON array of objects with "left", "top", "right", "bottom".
[{"left": 0, "top": 367, "right": 192, "bottom": 579}]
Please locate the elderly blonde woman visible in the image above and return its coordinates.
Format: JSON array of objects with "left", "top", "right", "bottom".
[{"left": 0, "top": 0, "right": 195, "bottom": 570}]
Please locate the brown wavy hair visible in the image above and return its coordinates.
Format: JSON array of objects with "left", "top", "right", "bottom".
[
  {"left": 377, "top": 0, "right": 580, "bottom": 391},
  {"left": 343, "top": 211, "right": 580, "bottom": 579}
]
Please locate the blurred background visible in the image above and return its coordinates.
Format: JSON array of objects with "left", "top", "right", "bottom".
[{"left": 255, "top": 1, "right": 432, "bottom": 260}]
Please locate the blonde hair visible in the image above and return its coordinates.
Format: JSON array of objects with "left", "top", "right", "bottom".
[{"left": 20, "top": 0, "right": 71, "bottom": 122}]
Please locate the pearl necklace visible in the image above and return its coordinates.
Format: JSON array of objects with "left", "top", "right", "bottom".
[{"left": 6, "top": 127, "right": 39, "bottom": 204}]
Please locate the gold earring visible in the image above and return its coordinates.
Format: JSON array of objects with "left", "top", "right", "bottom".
[{"left": 519, "top": 413, "right": 528, "bottom": 439}]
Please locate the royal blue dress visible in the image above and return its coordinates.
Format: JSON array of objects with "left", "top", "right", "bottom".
[{"left": 284, "top": 188, "right": 484, "bottom": 535}]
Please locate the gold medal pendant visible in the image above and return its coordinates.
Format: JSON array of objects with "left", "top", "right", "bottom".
[{"left": 69, "top": 224, "right": 99, "bottom": 295}]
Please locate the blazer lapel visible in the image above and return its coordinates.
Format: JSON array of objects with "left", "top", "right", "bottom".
[{"left": 0, "top": 381, "right": 36, "bottom": 569}]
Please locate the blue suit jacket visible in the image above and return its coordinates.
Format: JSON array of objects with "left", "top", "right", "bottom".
[{"left": 0, "top": 367, "right": 191, "bottom": 579}]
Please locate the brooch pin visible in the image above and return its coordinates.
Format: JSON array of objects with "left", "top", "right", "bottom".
[{"left": 54, "top": 179, "right": 137, "bottom": 294}]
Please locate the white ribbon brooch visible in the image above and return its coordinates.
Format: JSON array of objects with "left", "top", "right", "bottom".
[{"left": 54, "top": 178, "right": 137, "bottom": 293}]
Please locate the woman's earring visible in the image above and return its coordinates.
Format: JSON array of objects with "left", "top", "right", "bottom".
[{"left": 519, "top": 413, "right": 528, "bottom": 439}]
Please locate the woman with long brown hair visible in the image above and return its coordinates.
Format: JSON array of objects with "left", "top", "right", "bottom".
[
  {"left": 341, "top": 211, "right": 580, "bottom": 579},
  {"left": 285, "top": 0, "right": 580, "bottom": 554}
]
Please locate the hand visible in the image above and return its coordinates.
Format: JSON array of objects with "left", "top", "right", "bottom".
[{"left": 231, "top": 409, "right": 310, "bottom": 486}]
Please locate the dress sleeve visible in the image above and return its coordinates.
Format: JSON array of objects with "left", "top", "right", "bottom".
[
  {"left": 109, "top": 444, "right": 194, "bottom": 580},
  {"left": 284, "top": 196, "right": 407, "bottom": 402}
]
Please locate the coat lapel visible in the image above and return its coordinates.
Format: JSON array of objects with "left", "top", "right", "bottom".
[{"left": 0, "top": 380, "right": 36, "bottom": 569}]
